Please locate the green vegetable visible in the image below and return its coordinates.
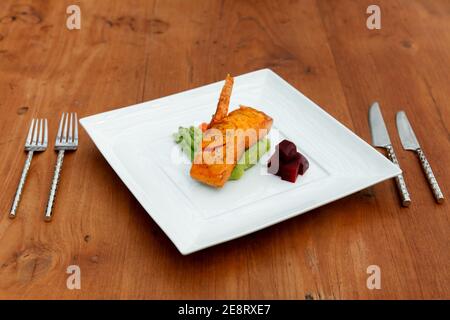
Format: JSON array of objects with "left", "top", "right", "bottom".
[
  {"left": 229, "top": 138, "right": 271, "bottom": 180},
  {"left": 190, "top": 126, "right": 202, "bottom": 153},
  {"left": 179, "top": 139, "right": 194, "bottom": 161},
  {"left": 229, "top": 164, "right": 245, "bottom": 180},
  {"left": 173, "top": 132, "right": 183, "bottom": 144},
  {"left": 174, "top": 126, "right": 270, "bottom": 180},
  {"left": 174, "top": 126, "right": 202, "bottom": 161}
]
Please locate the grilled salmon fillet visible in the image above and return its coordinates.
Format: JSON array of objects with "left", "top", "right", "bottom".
[{"left": 190, "top": 75, "right": 273, "bottom": 188}]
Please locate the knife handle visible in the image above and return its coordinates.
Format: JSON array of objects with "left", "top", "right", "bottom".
[
  {"left": 386, "top": 145, "right": 411, "bottom": 207},
  {"left": 416, "top": 148, "right": 444, "bottom": 204}
]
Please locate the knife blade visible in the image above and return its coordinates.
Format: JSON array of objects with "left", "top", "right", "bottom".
[
  {"left": 369, "top": 102, "right": 391, "bottom": 147},
  {"left": 396, "top": 111, "right": 420, "bottom": 150},
  {"left": 396, "top": 111, "right": 444, "bottom": 203},
  {"left": 369, "top": 102, "right": 411, "bottom": 207}
]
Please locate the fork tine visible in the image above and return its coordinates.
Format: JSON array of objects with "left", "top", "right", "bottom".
[
  {"left": 44, "top": 119, "right": 48, "bottom": 146},
  {"left": 74, "top": 113, "right": 78, "bottom": 144},
  {"left": 56, "top": 113, "right": 65, "bottom": 144},
  {"left": 68, "top": 113, "right": 73, "bottom": 143},
  {"left": 62, "top": 112, "right": 69, "bottom": 143},
  {"left": 38, "top": 119, "right": 43, "bottom": 145},
  {"left": 26, "top": 119, "right": 35, "bottom": 145},
  {"left": 32, "top": 118, "right": 39, "bottom": 145}
]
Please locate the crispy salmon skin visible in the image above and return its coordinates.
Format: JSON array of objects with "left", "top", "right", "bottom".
[{"left": 209, "top": 74, "right": 234, "bottom": 128}]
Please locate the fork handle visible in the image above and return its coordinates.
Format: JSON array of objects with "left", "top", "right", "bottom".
[
  {"left": 416, "top": 148, "right": 444, "bottom": 203},
  {"left": 386, "top": 145, "right": 411, "bottom": 207},
  {"left": 9, "top": 151, "right": 34, "bottom": 218},
  {"left": 44, "top": 150, "right": 65, "bottom": 221}
]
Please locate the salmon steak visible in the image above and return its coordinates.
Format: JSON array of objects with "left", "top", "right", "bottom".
[{"left": 190, "top": 75, "right": 273, "bottom": 188}]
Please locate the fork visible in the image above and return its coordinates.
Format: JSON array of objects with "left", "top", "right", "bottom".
[
  {"left": 44, "top": 113, "right": 78, "bottom": 221},
  {"left": 9, "top": 118, "right": 48, "bottom": 219}
]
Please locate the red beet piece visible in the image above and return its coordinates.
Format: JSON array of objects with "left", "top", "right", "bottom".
[
  {"left": 268, "top": 141, "right": 310, "bottom": 182},
  {"left": 298, "top": 152, "right": 310, "bottom": 175},
  {"left": 268, "top": 150, "right": 281, "bottom": 175},
  {"left": 279, "top": 153, "right": 301, "bottom": 183},
  {"left": 277, "top": 140, "right": 297, "bottom": 161}
]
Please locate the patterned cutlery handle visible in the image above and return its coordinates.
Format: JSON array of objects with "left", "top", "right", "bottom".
[
  {"left": 44, "top": 150, "right": 65, "bottom": 221},
  {"left": 9, "top": 151, "right": 34, "bottom": 218},
  {"left": 386, "top": 145, "right": 411, "bottom": 207},
  {"left": 416, "top": 149, "right": 444, "bottom": 204}
]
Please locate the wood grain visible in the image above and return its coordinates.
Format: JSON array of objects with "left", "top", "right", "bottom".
[{"left": 0, "top": 0, "right": 448, "bottom": 299}]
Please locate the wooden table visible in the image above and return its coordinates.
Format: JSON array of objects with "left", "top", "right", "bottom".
[{"left": 0, "top": 0, "right": 449, "bottom": 300}]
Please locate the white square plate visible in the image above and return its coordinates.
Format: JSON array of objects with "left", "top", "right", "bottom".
[{"left": 80, "top": 69, "right": 401, "bottom": 255}]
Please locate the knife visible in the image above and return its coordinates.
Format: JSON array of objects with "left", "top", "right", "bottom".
[
  {"left": 396, "top": 111, "right": 444, "bottom": 204},
  {"left": 369, "top": 102, "right": 411, "bottom": 207}
]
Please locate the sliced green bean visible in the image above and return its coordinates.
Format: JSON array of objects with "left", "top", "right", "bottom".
[{"left": 230, "top": 138, "right": 270, "bottom": 180}]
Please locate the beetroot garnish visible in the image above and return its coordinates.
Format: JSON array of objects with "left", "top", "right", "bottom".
[
  {"left": 298, "top": 153, "right": 310, "bottom": 175},
  {"left": 277, "top": 140, "right": 297, "bottom": 161},
  {"left": 279, "top": 155, "right": 301, "bottom": 183},
  {"left": 268, "top": 141, "right": 309, "bottom": 183}
]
